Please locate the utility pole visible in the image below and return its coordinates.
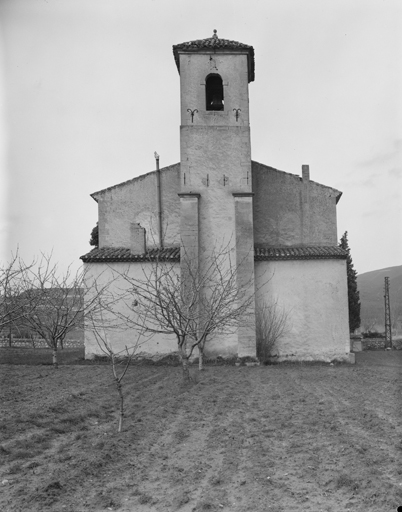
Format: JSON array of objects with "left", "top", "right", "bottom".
[
  {"left": 384, "top": 277, "right": 392, "bottom": 349},
  {"left": 154, "top": 152, "right": 163, "bottom": 249}
]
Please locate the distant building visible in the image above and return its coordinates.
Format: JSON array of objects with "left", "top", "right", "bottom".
[
  {"left": 81, "top": 31, "right": 350, "bottom": 361},
  {"left": 2, "top": 287, "right": 84, "bottom": 342}
]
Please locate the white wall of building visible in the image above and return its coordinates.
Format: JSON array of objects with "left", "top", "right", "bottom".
[
  {"left": 84, "top": 258, "right": 350, "bottom": 361},
  {"left": 84, "top": 261, "right": 179, "bottom": 359},
  {"left": 255, "top": 259, "right": 350, "bottom": 361},
  {"left": 94, "top": 165, "right": 181, "bottom": 251}
]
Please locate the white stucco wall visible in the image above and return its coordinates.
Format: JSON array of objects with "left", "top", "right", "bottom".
[
  {"left": 94, "top": 164, "right": 180, "bottom": 251},
  {"left": 84, "top": 262, "right": 178, "bottom": 359},
  {"left": 84, "top": 258, "right": 350, "bottom": 362},
  {"left": 252, "top": 162, "right": 340, "bottom": 247},
  {"left": 83, "top": 258, "right": 250, "bottom": 360},
  {"left": 255, "top": 259, "right": 350, "bottom": 361}
]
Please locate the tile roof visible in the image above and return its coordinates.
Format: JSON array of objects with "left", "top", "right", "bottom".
[
  {"left": 254, "top": 246, "right": 347, "bottom": 261},
  {"left": 81, "top": 246, "right": 346, "bottom": 263},
  {"left": 80, "top": 247, "right": 180, "bottom": 263},
  {"left": 173, "top": 30, "right": 255, "bottom": 82}
]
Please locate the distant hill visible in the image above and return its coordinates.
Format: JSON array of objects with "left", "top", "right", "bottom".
[{"left": 357, "top": 265, "right": 402, "bottom": 335}]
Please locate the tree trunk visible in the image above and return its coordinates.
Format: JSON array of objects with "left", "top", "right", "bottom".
[
  {"left": 52, "top": 348, "right": 58, "bottom": 369},
  {"left": 198, "top": 346, "right": 204, "bottom": 371},
  {"left": 179, "top": 346, "right": 191, "bottom": 382},
  {"left": 181, "top": 357, "right": 191, "bottom": 382},
  {"left": 116, "top": 381, "right": 124, "bottom": 433}
]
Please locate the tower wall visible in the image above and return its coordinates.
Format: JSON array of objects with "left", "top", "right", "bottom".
[
  {"left": 179, "top": 53, "right": 250, "bottom": 127},
  {"left": 178, "top": 49, "right": 256, "bottom": 357}
]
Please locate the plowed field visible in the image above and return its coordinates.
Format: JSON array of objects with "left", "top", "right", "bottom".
[{"left": 1, "top": 352, "right": 401, "bottom": 511}]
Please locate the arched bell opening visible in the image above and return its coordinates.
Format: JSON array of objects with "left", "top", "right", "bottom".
[{"left": 205, "top": 74, "right": 224, "bottom": 111}]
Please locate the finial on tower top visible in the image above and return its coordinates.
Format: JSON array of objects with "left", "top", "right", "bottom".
[{"left": 213, "top": 29, "right": 218, "bottom": 39}]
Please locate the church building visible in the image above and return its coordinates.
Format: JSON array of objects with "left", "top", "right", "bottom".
[{"left": 81, "top": 31, "right": 351, "bottom": 362}]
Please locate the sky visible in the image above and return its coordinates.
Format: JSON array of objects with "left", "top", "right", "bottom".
[{"left": 0, "top": 0, "right": 401, "bottom": 276}]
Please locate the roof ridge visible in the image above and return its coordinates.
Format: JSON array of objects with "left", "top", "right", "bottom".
[
  {"left": 90, "top": 163, "right": 180, "bottom": 200},
  {"left": 173, "top": 30, "right": 253, "bottom": 50},
  {"left": 252, "top": 160, "right": 299, "bottom": 179},
  {"left": 251, "top": 161, "right": 342, "bottom": 201}
]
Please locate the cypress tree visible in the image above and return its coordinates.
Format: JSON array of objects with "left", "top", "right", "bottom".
[
  {"left": 339, "top": 231, "right": 361, "bottom": 332},
  {"left": 89, "top": 223, "right": 99, "bottom": 247}
]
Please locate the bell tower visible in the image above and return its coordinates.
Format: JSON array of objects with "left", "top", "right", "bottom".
[{"left": 173, "top": 31, "right": 256, "bottom": 357}]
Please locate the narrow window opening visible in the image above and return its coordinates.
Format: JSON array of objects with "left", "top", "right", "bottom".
[{"left": 206, "top": 74, "right": 224, "bottom": 111}]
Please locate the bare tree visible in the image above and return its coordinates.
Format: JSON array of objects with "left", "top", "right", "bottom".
[
  {"left": 187, "top": 246, "right": 256, "bottom": 371},
  {"left": 88, "top": 308, "right": 148, "bottom": 433},
  {"left": 114, "top": 243, "right": 256, "bottom": 380},
  {"left": 361, "top": 318, "right": 378, "bottom": 334},
  {"left": 17, "top": 254, "right": 115, "bottom": 368},
  {"left": 256, "top": 299, "right": 291, "bottom": 362},
  {"left": 0, "top": 251, "right": 34, "bottom": 337}
]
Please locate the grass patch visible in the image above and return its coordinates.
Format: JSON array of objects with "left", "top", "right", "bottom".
[
  {"left": 7, "top": 434, "right": 53, "bottom": 461},
  {"left": 335, "top": 473, "right": 360, "bottom": 492},
  {"left": 59, "top": 412, "right": 89, "bottom": 425},
  {"left": 0, "top": 347, "right": 84, "bottom": 365},
  {"left": 8, "top": 462, "right": 24, "bottom": 474},
  {"left": 47, "top": 424, "right": 71, "bottom": 435}
]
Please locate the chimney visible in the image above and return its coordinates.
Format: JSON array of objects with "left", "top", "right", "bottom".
[
  {"left": 302, "top": 164, "right": 310, "bottom": 181},
  {"left": 130, "top": 223, "right": 146, "bottom": 255}
]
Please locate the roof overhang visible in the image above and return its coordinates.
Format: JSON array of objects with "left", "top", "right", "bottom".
[
  {"left": 81, "top": 246, "right": 347, "bottom": 263},
  {"left": 173, "top": 35, "right": 255, "bottom": 83}
]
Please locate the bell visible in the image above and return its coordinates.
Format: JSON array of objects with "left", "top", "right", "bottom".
[{"left": 210, "top": 95, "right": 223, "bottom": 110}]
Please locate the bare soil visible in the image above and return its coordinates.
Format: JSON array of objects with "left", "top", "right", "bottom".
[{"left": 1, "top": 352, "right": 401, "bottom": 512}]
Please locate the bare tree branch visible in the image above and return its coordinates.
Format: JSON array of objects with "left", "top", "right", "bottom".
[
  {"left": 112, "top": 240, "right": 259, "bottom": 379},
  {"left": 0, "top": 250, "right": 35, "bottom": 333},
  {"left": 88, "top": 307, "right": 148, "bottom": 433},
  {"left": 15, "top": 253, "right": 119, "bottom": 368}
]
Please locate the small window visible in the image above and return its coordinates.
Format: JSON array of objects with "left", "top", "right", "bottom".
[{"left": 206, "top": 74, "right": 224, "bottom": 111}]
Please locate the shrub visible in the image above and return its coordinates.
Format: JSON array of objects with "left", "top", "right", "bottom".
[
  {"left": 362, "top": 331, "right": 385, "bottom": 339},
  {"left": 256, "top": 300, "right": 290, "bottom": 362}
]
